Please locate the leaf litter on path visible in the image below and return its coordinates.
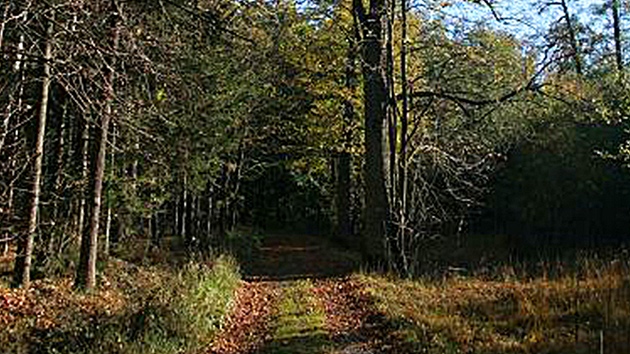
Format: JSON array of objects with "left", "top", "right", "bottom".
[
  {"left": 205, "top": 234, "right": 417, "bottom": 354},
  {"left": 205, "top": 281, "right": 280, "bottom": 354}
]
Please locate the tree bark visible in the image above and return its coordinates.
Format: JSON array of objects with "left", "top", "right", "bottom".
[
  {"left": 104, "top": 123, "right": 116, "bottom": 257},
  {"left": 1, "top": 2, "right": 15, "bottom": 255},
  {"left": 611, "top": 0, "right": 623, "bottom": 71},
  {"left": 206, "top": 183, "right": 213, "bottom": 243},
  {"left": 76, "top": 2, "right": 120, "bottom": 289},
  {"left": 0, "top": 2, "right": 10, "bottom": 154},
  {"left": 48, "top": 100, "right": 68, "bottom": 255},
  {"left": 560, "top": 0, "right": 583, "bottom": 75},
  {"left": 386, "top": 0, "right": 397, "bottom": 204},
  {"left": 173, "top": 192, "right": 179, "bottom": 237},
  {"left": 335, "top": 20, "right": 358, "bottom": 245},
  {"left": 354, "top": 0, "right": 391, "bottom": 262},
  {"left": 397, "top": 0, "right": 410, "bottom": 274},
  {"left": 77, "top": 117, "right": 90, "bottom": 237},
  {"left": 13, "top": 11, "right": 54, "bottom": 288},
  {"left": 0, "top": 2, "right": 8, "bottom": 52},
  {"left": 181, "top": 178, "right": 188, "bottom": 241}
]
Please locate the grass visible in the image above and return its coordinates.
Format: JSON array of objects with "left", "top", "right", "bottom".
[
  {"left": 361, "top": 254, "right": 630, "bottom": 353},
  {"left": 260, "top": 279, "right": 332, "bottom": 354},
  {"left": 0, "top": 252, "right": 240, "bottom": 354}
]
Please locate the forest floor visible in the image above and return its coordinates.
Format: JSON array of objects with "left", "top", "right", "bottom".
[
  {"left": 205, "top": 233, "right": 630, "bottom": 354},
  {"left": 206, "top": 233, "right": 416, "bottom": 354},
  {"left": 1, "top": 234, "right": 629, "bottom": 353}
]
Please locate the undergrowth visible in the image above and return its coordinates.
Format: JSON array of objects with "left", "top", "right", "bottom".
[
  {"left": 0, "top": 254, "right": 240, "bottom": 354},
  {"left": 362, "top": 254, "right": 630, "bottom": 353}
]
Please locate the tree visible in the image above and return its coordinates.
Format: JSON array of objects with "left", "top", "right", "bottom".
[
  {"left": 611, "top": 0, "right": 623, "bottom": 71},
  {"left": 13, "top": 9, "right": 54, "bottom": 288},
  {"left": 353, "top": 0, "right": 391, "bottom": 262},
  {"left": 76, "top": 0, "right": 120, "bottom": 290}
]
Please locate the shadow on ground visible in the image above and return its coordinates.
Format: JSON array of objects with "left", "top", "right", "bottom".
[{"left": 241, "top": 233, "right": 361, "bottom": 281}]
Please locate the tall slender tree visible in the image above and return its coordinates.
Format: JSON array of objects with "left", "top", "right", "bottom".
[
  {"left": 397, "top": 0, "right": 410, "bottom": 273},
  {"left": 13, "top": 10, "right": 54, "bottom": 288},
  {"left": 560, "top": 0, "right": 583, "bottom": 75},
  {"left": 611, "top": 0, "right": 623, "bottom": 71},
  {"left": 76, "top": 0, "right": 120, "bottom": 289}
]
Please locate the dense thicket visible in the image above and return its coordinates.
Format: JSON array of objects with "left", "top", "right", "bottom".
[{"left": 1, "top": 0, "right": 630, "bottom": 285}]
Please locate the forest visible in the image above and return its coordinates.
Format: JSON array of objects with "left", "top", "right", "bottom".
[{"left": 1, "top": 0, "right": 630, "bottom": 353}]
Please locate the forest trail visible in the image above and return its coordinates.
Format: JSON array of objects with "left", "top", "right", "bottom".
[{"left": 206, "top": 234, "right": 411, "bottom": 354}]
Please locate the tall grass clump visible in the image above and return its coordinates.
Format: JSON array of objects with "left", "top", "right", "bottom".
[
  {"left": 125, "top": 255, "right": 241, "bottom": 353},
  {"left": 0, "top": 255, "right": 241, "bottom": 354}
]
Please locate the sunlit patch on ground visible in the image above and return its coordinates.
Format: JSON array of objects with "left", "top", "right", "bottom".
[{"left": 363, "top": 257, "right": 630, "bottom": 353}]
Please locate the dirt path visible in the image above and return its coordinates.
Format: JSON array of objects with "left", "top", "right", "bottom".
[{"left": 206, "top": 234, "right": 413, "bottom": 354}]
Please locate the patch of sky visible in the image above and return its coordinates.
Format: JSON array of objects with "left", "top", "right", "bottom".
[{"left": 432, "top": 1, "right": 616, "bottom": 44}]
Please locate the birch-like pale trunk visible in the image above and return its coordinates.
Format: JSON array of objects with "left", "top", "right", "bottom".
[
  {"left": 104, "top": 124, "right": 116, "bottom": 257},
  {"left": 397, "top": 0, "right": 410, "bottom": 274},
  {"left": 77, "top": 118, "right": 89, "bottom": 236},
  {"left": 1, "top": 2, "right": 10, "bottom": 256},
  {"left": 0, "top": 2, "right": 9, "bottom": 153},
  {"left": 13, "top": 11, "right": 54, "bottom": 288}
]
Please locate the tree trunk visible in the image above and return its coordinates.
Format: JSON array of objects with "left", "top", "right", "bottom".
[
  {"left": 190, "top": 195, "right": 197, "bottom": 246},
  {"left": 185, "top": 191, "right": 193, "bottom": 246},
  {"left": 13, "top": 12, "right": 54, "bottom": 288},
  {"left": 397, "top": 0, "right": 410, "bottom": 274},
  {"left": 104, "top": 123, "right": 115, "bottom": 257},
  {"left": 77, "top": 117, "right": 90, "bottom": 237},
  {"left": 173, "top": 193, "right": 179, "bottom": 237},
  {"left": 355, "top": 0, "right": 391, "bottom": 262},
  {"left": 76, "top": 3, "right": 120, "bottom": 289},
  {"left": 386, "top": 0, "right": 397, "bottom": 205},
  {"left": 1, "top": 2, "right": 15, "bottom": 255},
  {"left": 611, "top": 0, "right": 623, "bottom": 71},
  {"left": 151, "top": 211, "right": 159, "bottom": 246},
  {"left": 48, "top": 99, "right": 68, "bottom": 255},
  {"left": 0, "top": 2, "right": 8, "bottom": 51},
  {"left": 196, "top": 195, "right": 202, "bottom": 243},
  {"left": 181, "top": 179, "right": 187, "bottom": 241},
  {"left": 560, "top": 0, "right": 583, "bottom": 75},
  {"left": 336, "top": 22, "right": 358, "bottom": 245},
  {"left": 0, "top": 2, "right": 10, "bottom": 154},
  {"left": 211, "top": 182, "right": 214, "bottom": 242}
]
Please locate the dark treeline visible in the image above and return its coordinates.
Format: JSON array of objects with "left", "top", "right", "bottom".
[{"left": 1, "top": 0, "right": 630, "bottom": 287}]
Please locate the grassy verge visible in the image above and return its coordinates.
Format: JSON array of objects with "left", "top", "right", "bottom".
[
  {"left": 0, "top": 254, "right": 240, "bottom": 354},
  {"left": 362, "top": 256, "right": 630, "bottom": 354}
]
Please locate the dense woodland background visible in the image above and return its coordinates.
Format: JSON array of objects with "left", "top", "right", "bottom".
[
  {"left": 1, "top": 0, "right": 630, "bottom": 285},
  {"left": 3, "top": 1, "right": 630, "bottom": 353}
]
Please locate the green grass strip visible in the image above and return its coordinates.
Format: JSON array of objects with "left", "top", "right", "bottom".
[{"left": 261, "top": 280, "right": 333, "bottom": 354}]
